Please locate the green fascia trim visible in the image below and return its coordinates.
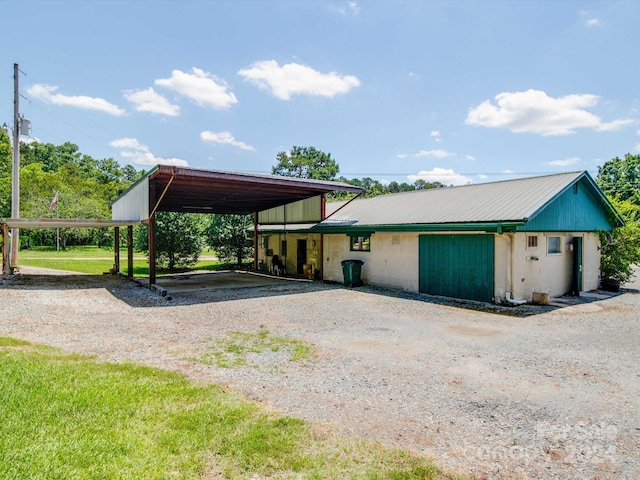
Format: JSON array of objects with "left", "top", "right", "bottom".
[{"left": 314, "top": 222, "right": 525, "bottom": 234}]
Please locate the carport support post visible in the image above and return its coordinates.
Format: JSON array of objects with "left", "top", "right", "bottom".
[
  {"left": 148, "top": 213, "right": 156, "bottom": 287},
  {"left": 127, "top": 226, "right": 134, "bottom": 278},
  {"left": 113, "top": 227, "right": 120, "bottom": 274},
  {"left": 253, "top": 212, "right": 258, "bottom": 271},
  {"left": 2, "top": 223, "right": 8, "bottom": 280}
]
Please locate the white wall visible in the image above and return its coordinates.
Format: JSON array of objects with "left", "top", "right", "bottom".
[
  {"left": 324, "top": 231, "right": 602, "bottom": 302},
  {"left": 323, "top": 233, "right": 419, "bottom": 291},
  {"left": 499, "top": 232, "right": 601, "bottom": 301}
]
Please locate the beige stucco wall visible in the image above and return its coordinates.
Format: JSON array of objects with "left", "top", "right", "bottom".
[
  {"left": 323, "top": 233, "right": 420, "bottom": 291},
  {"left": 257, "top": 232, "right": 322, "bottom": 277},
  {"left": 324, "top": 231, "right": 602, "bottom": 302},
  {"left": 495, "top": 232, "right": 601, "bottom": 302}
]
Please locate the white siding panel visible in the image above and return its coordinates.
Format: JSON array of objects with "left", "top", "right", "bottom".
[{"left": 111, "top": 177, "right": 149, "bottom": 221}]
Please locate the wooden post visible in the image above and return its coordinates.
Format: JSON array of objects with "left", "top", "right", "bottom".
[
  {"left": 2, "top": 223, "right": 8, "bottom": 280},
  {"left": 148, "top": 214, "right": 156, "bottom": 287},
  {"left": 127, "top": 225, "right": 134, "bottom": 278},
  {"left": 113, "top": 227, "right": 120, "bottom": 274}
]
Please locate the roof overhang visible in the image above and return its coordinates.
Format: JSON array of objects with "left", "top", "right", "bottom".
[{"left": 112, "top": 165, "right": 362, "bottom": 221}]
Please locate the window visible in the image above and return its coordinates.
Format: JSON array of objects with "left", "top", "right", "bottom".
[
  {"left": 281, "top": 240, "right": 287, "bottom": 256},
  {"left": 350, "top": 235, "right": 371, "bottom": 252},
  {"left": 547, "top": 236, "right": 561, "bottom": 254},
  {"left": 527, "top": 235, "right": 538, "bottom": 249}
]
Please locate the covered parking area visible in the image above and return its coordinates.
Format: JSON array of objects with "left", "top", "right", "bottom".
[
  {"left": 3, "top": 166, "right": 360, "bottom": 286},
  {"left": 107, "top": 165, "right": 361, "bottom": 288}
]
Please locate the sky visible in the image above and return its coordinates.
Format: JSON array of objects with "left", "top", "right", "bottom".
[{"left": 1, "top": 0, "right": 639, "bottom": 186}]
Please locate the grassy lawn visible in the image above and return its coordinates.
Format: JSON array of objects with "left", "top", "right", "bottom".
[
  {"left": 17, "top": 246, "right": 228, "bottom": 276},
  {"left": 0, "top": 337, "right": 456, "bottom": 480}
]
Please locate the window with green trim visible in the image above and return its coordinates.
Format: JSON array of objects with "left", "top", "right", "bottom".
[{"left": 350, "top": 235, "right": 371, "bottom": 252}]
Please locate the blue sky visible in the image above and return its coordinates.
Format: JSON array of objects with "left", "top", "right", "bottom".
[{"left": 2, "top": 1, "right": 639, "bottom": 185}]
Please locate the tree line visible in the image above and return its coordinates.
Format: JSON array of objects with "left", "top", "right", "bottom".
[{"left": 1, "top": 132, "right": 638, "bottom": 279}]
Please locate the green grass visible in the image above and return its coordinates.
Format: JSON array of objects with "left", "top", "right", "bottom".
[
  {"left": 194, "top": 327, "right": 314, "bottom": 369},
  {"left": 0, "top": 337, "right": 455, "bottom": 480},
  {"left": 17, "top": 246, "right": 229, "bottom": 276}
]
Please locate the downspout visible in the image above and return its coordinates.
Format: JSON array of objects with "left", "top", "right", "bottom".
[{"left": 505, "top": 232, "right": 526, "bottom": 305}]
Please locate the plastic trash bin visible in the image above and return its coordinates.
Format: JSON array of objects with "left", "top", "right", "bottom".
[{"left": 341, "top": 259, "right": 364, "bottom": 288}]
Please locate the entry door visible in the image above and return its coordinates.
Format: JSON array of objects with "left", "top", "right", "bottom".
[
  {"left": 571, "top": 237, "right": 583, "bottom": 295},
  {"left": 297, "top": 239, "right": 307, "bottom": 275},
  {"left": 419, "top": 234, "right": 494, "bottom": 302}
]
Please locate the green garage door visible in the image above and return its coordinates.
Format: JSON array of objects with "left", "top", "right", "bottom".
[{"left": 419, "top": 234, "right": 494, "bottom": 302}]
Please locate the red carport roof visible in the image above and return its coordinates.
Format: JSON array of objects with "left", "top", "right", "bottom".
[{"left": 125, "top": 165, "right": 362, "bottom": 216}]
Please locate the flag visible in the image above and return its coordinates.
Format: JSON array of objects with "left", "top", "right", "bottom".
[{"left": 49, "top": 191, "right": 58, "bottom": 211}]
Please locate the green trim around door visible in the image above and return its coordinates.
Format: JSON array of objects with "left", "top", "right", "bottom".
[{"left": 419, "top": 234, "right": 495, "bottom": 302}]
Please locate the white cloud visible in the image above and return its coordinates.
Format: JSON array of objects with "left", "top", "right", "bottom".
[
  {"left": 477, "top": 174, "right": 488, "bottom": 180},
  {"left": 380, "top": 178, "right": 390, "bottom": 186},
  {"left": 466, "top": 89, "right": 633, "bottom": 136},
  {"left": 502, "top": 169, "right": 516, "bottom": 174},
  {"left": 415, "top": 149, "right": 454, "bottom": 158},
  {"left": 155, "top": 68, "right": 237, "bottom": 109},
  {"left": 238, "top": 60, "right": 360, "bottom": 100},
  {"left": 397, "top": 153, "right": 408, "bottom": 159},
  {"left": 200, "top": 131, "right": 255, "bottom": 151},
  {"left": 124, "top": 87, "right": 180, "bottom": 116},
  {"left": 547, "top": 157, "right": 581, "bottom": 167},
  {"left": 110, "top": 137, "right": 188, "bottom": 167},
  {"left": 585, "top": 18, "right": 601, "bottom": 27},
  {"left": 27, "top": 84, "right": 125, "bottom": 116},
  {"left": 407, "top": 167, "right": 471, "bottom": 186},
  {"left": 466, "top": 155, "right": 476, "bottom": 161},
  {"left": 635, "top": 143, "right": 640, "bottom": 152},
  {"left": 430, "top": 130, "right": 442, "bottom": 142},
  {"left": 329, "top": 1, "right": 359, "bottom": 16}
]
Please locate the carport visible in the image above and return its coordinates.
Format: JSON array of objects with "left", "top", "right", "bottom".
[
  {"left": 2, "top": 165, "right": 361, "bottom": 285},
  {"left": 110, "top": 165, "right": 361, "bottom": 287}
]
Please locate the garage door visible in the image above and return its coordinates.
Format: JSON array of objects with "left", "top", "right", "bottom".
[{"left": 419, "top": 234, "right": 494, "bottom": 302}]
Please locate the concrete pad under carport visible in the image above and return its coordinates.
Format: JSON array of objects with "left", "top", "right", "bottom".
[{"left": 143, "top": 270, "right": 310, "bottom": 294}]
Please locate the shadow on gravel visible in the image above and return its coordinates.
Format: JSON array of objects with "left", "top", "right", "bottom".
[
  {"left": 354, "top": 284, "right": 628, "bottom": 318},
  {"left": 3, "top": 269, "right": 632, "bottom": 314},
  {"left": 1, "top": 271, "right": 340, "bottom": 308}
]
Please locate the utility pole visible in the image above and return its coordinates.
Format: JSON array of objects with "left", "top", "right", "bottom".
[{"left": 10, "top": 63, "right": 20, "bottom": 268}]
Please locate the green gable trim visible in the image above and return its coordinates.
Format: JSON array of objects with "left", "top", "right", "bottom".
[
  {"left": 313, "top": 221, "right": 525, "bottom": 234},
  {"left": 518, "top": 174, "right": 621, "bottom": 232}
]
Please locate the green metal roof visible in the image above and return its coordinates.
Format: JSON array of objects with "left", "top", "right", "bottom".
[{"left": 314, "top": 171, "right": 622, "bottom": 233}]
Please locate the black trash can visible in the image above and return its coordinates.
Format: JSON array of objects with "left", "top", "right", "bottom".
[{"left": 341, "top": 259, "right": 364, "bottom": 288}]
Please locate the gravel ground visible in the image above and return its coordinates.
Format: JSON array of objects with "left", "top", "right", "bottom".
[{"left": 1, "top": 267, "right": 639, "bottom": 480}]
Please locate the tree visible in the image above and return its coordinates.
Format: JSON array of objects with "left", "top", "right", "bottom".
[
  {"left": 272, "top": 146, "right": 339, "bottom": 181},
  {"left": 134, "top": 212, "right": 204, "bottom": 271},
  {"left": 597, "top": 153, "right": 640, "bottom": 205},
  {"left": 597, "top": 154, "right": 640, "bottom": 285},
  {"left": 0, "top": 130, "right": 11, "bottom": 218},
  {"left": 205, "top": 214, "right": 254, "bottom": 266},
  {"left": 598, "top": 198, "right": 640, "bottom": 284}
]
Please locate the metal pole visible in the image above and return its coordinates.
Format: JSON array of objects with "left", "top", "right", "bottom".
[{"left": 10, "top": 63, "right": 20, "bottom": 268}]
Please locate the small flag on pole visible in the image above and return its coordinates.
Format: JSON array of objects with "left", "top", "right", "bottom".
[{"left": 49, "top": 191, "right": 58, "bottom": 211}]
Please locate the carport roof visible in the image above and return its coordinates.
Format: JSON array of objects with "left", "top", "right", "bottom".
[{"left": 114, "top": 165, "right": 362, "bottom": 217}]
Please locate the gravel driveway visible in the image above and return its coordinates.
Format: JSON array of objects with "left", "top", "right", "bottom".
[{"left": 1, "top": 267, "right": 639, "bottom": 479}]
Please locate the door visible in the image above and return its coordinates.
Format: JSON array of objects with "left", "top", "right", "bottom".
[
  {"left": 297, "top": 239, "right": 307, "bottom": 275},
  {"left": 571, "top": 237, "right": 583, "bottom": 296},
  {"left": 419, "top": 234, "right": 494, "bottom": 302}
]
